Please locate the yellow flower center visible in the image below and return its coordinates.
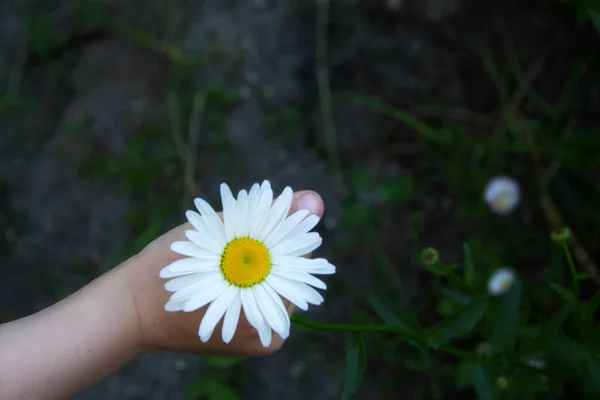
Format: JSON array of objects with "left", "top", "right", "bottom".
[
  {"left": 493, "top": 198, "right": 508, "bottom": 211},
  {"left": 220, "top": 238, "right": 272, "bottom": 288}
]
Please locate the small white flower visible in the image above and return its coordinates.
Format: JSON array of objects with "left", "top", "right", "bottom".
[
  {"left": 483, "top": 176, "right": 521, "bottom": 215},
  {"left": 159, "top": 180, "right": 335, "bottom": 347},
  {"left": 526, "top": 358, "right": 546, "bottom": 370},
  {"left": 487, "top": 268, "right": 516, "bottom": 296}
]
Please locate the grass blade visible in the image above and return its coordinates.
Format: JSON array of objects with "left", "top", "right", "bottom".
[
  {"left": 342, "top": 334, "right": 367, "bottom": 400},
  {"left": 491, "top": 279, "right": 521, "bottom": 354},
  {"left": 428, "top": 297, "right": 488, "bottom": 349}
]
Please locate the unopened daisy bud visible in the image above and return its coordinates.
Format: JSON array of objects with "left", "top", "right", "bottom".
[
  {"left": 551, "top": 227, "right": 571, "bottom": 244},
  {"left": 487, "top": 268, "right": 516, "bottom": 296},
  {"left": 483, "top": 176, "right": 520, "bottom": 215},
  {"left": 496, "top": 376, "right": 509, "bottom": 390},
  {"left": 420, "top": 247, "right": 440, "bottom": 266},
  {"left": 475, "top": 342, "right": 492, "bottom": 356}
]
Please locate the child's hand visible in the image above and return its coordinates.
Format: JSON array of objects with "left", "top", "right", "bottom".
[{"left": 125, "top": 190, "right": 324, "bottom": 357}]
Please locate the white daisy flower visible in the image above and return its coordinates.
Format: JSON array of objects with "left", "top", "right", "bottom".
[
  {"left": 487, "top": 268, "right": 516, "bottom": 296},
  {"left": 483, "top": 176, "right": 521, "bottom": 215},
  {"left": 159, "top": 180, "right": 335, "bottom": 347}
]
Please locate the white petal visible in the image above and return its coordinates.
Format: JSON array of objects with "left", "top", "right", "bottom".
[
  {"left": 273, "top": 256, "right": 331, "bottom": 269},
  {"left": 185, "top": 230, "right": 225, "bottom": 254},
  {"left": 269, "top": 275, "right": 324, "bottom": 306},
  {"left": 159, "top": 257, "right": 219, "bottom": 278},
  {"left": 164, "top": 298, "right": 186, "bottom": 312},
  {"left": 241, "top": 284, "right": 273, "bottom": 348},
  {"left": 275, "top": 258, "right": 336, "bottom": 275},
  {"left": 170, "top": 242, "right": 220, "bottom": 260},
  {"left": 266, "top": 275, "right": 309, "bottom": 311},
  {"left": 241, "top": 288, "right": 264, "bottom": 330},
  {"left": 198, "top": 286, "right": 237, "bottom": 342},
  {"left": 220, "top": 183, "right": 237, "bottom": 242},
  {"left": 257, "top": 318, "right": 273, "bottom": 348},
  {"left": 186, "top": 211, "right": 226, "bottom": 248},
  {"left": 164, "top": 274, "right": 203, "bottom": 292},
  {"left": 235, "top": 190, "right": 249, "bottom": 238},
  {"left": 170, "top": 272, "right": 224, "bottom": 301},
  {"left": 252, "top": 285, "right": 287, "bottom": 337},
  {"left": 222, "top": 291, "right": 242, "bottom": 343},
  {"left": 270, "top": 232, "right": 322, "bottom": 257},
  {"left": 249, "top": 182, "right": 273, "bottom": 238},
  {"left": 272, "top": 267, "right": 327, "bottom": 289},
  {"left": 256, "top": 187, "right": 293, "bottom": 242},
  {"left": 185, "top": 210, "right": 205, "bottom": 232},
  {"left": 193, "top": 198, "right": 226, "bottom": 243},
  {"left": 248, "top": 183, "right": 261, "bottom": 211},
  {"left": 264, "top": 209, "right": 310, "bottom": 248},
  {"left": 293, "top": 281, "right": 324, "bottom": 305},
  {"left": 183, "top": 279, "right": 229, "bottom": 312},
  {"left": 280, "top": 214, "right": 320, "bottom": 242},
  {"left": 262, "top": 284, "right": 291, "bottom": 337}
]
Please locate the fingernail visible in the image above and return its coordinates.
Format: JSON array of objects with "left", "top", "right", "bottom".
[{"left": 297, "top": 192, "right": 320, "bottom": 214}]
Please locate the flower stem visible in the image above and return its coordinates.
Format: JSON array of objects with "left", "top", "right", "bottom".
[
  {"left": 561, "top": 242, "right": 579, "bottom": 301},
  {"left": 290, "top": 315, "right": 472, "bottom": 358}
]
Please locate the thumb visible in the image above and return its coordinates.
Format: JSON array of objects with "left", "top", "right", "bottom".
[{"left": 289, "top": 190, "right": 324, "bottom": 219}]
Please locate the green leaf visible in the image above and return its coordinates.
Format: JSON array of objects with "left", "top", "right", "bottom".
[
  {"left": 463, "top": 242, "right": 475, "bottom": 289},
  {"left": 511, "top": 370, "right": 549, "bottom": 394},
  {"left": 342, "top": 334, "right": 367, "bottom": 400},
  {"left": 205, "top": 382, "right": 240, "bottom": 400},
  {"left": 428, "top": 297, "right": 488, "bottom": 349},
  {"left": 550, "top": 283, "right": 576, "bottom": 305},
  {"left": 378, "top": 176, "right": 412, "bottom": 204},
  {"left": 186, "top": 380, "right": 240, "bottom": 400},
  {"left": 23, "top": 10, "right": 67, "bottom": 57},
  {"left": 585, "top": 355, "right": 600, "bottom": 394},
  {"left": 350, "top": 166, "right": 371, "bottom": 191},
  {"left": 342, "top": 201, "right": 381, "bottom": 229},
  {"left": 186, "top": 379, "right": 209, "bottom": 400},
  {"left": 442, "top": 288, "right": 472, "bottom": 305},
  {"left": 491, "top": 279, "right": 521, "bottom": 354},
  {"left": 368, "top": 293, "right": 422, "bottom": 334},
  {"left": 207, "top": 357, "right": 242, "bottom": 369},
  {"left": 538, "top": 304, "right": 574, "bottom": 344},
  {"left": 547, "top": 333, "right": 587, "bottom": 372},
  {"left": 468, "top": 362, "right": 497, "bottom": 400},
  {"left": 583, "top": 290, "right": 600, "bottom": 321},
  {"left": 455, "top": 361, "right": 474, "bottom": 387},
  {"left": 575, "top": 272, "right": 592, "bottom": 281},
  {"left": 425, "top": 262, "right": 459, "bottom": 276},
  {"left": 589, "top": 9, "right": 600, "bottom": 35}
]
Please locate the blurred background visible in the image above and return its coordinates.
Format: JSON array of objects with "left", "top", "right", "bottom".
[{"left": 1, "top": 0, "right": 599, "bottom": 399}]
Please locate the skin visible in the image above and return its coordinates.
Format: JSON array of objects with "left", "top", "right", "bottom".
[{"left": 0, "top": 190, "right": 324, "bottom": 400}]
